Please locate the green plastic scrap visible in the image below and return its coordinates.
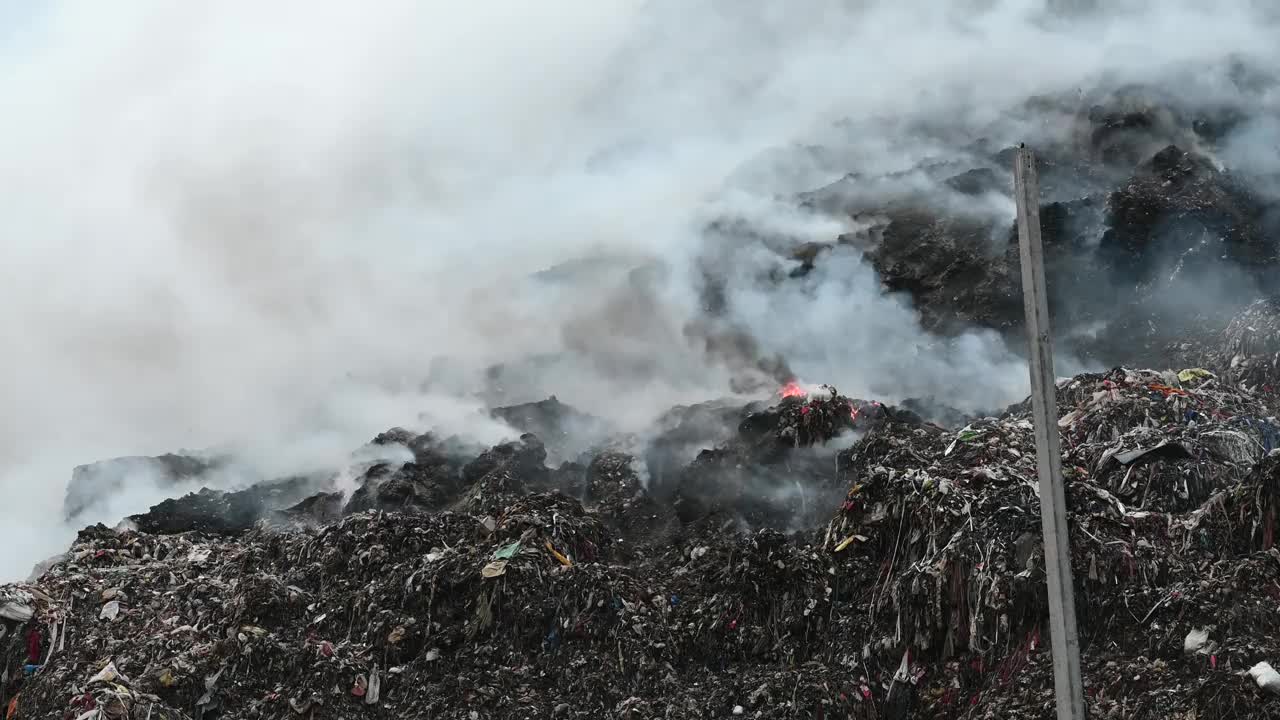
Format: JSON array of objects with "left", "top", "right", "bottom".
[
  {"left": 492, "top": 542, "right": 522, "bottom": 561},
  {"left": 945, "top": 424, "right": 989, "bottom": 456}
]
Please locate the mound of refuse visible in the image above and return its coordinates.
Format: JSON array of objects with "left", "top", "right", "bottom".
[
  {"left": 10, "top": 317, "right": 1280, "bottom": 719},
  {"left": 10, "top": 69, "right": 1280, "bottom": 719},
  {"left": 717, "top": 82, "right": 1280, "bottom": 375}
]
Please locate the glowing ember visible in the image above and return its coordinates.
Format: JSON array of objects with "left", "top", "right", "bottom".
[
  {"left": 852, "top": 400, "right": 881, "bottom": 422},
  {"left": 779, "top": 381, "right": 807, "bottom": 399}
]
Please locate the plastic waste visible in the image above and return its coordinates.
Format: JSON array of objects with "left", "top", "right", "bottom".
[{"left": 1249, "top": 661, "right": 1280, "bottom": 695}]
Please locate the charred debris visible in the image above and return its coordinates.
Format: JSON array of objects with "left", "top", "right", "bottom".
[
  {"left": 11, "top": 334, "right": 1280, "bottom": 719},
  {"left": 8, "top": 85, "right": 1280, "bottom": 719}
]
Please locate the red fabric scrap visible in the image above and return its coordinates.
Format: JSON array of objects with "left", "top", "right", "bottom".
[{"left": 26, "top": 627, "right": 40, "bottom": 664}]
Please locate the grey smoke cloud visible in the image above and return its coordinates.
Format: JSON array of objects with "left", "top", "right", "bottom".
[{"left": 0, "top": 0, "right": 1276, "bottom": 578}]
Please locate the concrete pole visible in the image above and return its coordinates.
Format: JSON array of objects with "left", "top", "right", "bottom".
[{"left": 1013, "top": 145, "right": 1087, "bottom": 720}]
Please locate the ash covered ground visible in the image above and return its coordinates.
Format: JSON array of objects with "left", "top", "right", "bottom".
[{"left": 7, "top": 2, "right": 1280, "bottom": 719}]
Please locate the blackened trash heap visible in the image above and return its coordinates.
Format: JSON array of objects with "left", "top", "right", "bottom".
[
  {"left": 10, "top": 87, "right": 1280, "bottom": 718},
  {"left": 9, "top": 340, "right": 1280, "bottom": 719}
]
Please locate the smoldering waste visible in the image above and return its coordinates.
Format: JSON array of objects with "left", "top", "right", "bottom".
[
  {"left": 8, "top": 324, "right": 1280, "bottom": 720},
  {"left": 10, "top": 82, "right": 1280, "bottom": 719}
]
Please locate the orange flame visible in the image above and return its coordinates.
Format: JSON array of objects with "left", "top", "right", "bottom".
[{"left": 780, "top": 381, "right": 807, "bottom": 399}]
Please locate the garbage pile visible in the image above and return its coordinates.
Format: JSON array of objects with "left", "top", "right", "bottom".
[
  {"left": 668, "top": 386, "right": 922, "bottom": 530},
  {"left": 10, "top": 339, "right": 1280, "bottom": 718},
  {"left": 10, "top": 69, "right": 1280, "bottom": 719},
  {"left": 764, "top": 83, "right": 1280, "bottom": 373},
  {"left": 64, "top": 454, "right": 230, "bottom": 526},
  {"left": 1184, "top": 299, "right": 1280, "bottom": 398},
  {"left": 827, "top": 362, "right": 1280, "bottom": 718}
]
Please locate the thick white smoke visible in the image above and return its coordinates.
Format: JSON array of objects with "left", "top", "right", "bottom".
[{"left": 0, "top": 0, "right": 1274, "bottom": 578}]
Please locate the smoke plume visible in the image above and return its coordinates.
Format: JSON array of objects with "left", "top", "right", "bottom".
[{"left": 0, "top": 0, "right": 1276, "bottom": 578}]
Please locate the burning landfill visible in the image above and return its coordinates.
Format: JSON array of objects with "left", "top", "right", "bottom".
[
  {"left": 20, "top": 358, "right": 1280, "bottom": 720},
  {"left": 10, "top": 7, "right": 1280, "bottom": 720}
]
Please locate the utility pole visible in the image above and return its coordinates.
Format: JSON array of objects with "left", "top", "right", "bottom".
[{"left": 1013, "top": 144, "right": 1087, "bottom": 720}]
